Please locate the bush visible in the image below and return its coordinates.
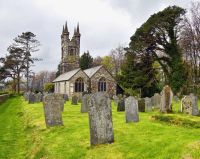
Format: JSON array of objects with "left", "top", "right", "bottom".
[{"left": 44, "top": 83, "right": 54, "bottom": 93}]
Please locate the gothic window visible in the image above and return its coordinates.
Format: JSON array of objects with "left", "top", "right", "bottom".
[
  {"left": 98, "top": 77, "right": 106, "bottom": 92},
  {"left": 75, "top": 78, "right": 84, "bottom": 92},
  {"left": 69, "top": 49, "right": 73, "bottom": 56}
]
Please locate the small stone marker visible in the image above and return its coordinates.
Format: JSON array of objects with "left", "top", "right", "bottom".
[
  {"left": 35, "top": 92, "right": 43, "bottom": 102},
  {"left": 28, "top": 92, "right": 36, "bottom": 104},
  {"left": 117, "top": 98, "right": 125, "bottom": 111},
  {"left": 81, "top": 94, "right": 90, "bottom": 113},
  {"left": 138, "top": 98, "right": 145, "bottom": 112},
  {"left": 88, "top": 92, "right": 114, "bottom": 146},
  {"left": 160, "top": 85, "right": 173, "bottom": 113},
  {"left": 181, "top": 94, "right": 199, "bottom": 116},
  {"left": 43, "top": 93, "right": 63, "bottom": 127},
  {"left": 24, "top": 92, "right": 30, "bottom": 101},
  {"left": 145, "top": 97, "right": 152, "bottom": 112},
  {"left": 125, "top": 96, "right": 139, "bottom": 122},
  {"left": 151, "top": 93, "right": 161, "bottom": 108},
  {"left": 71, "top": 95, "right": 78, "bottom": 105},
  {"left": 63, "top": 94, "right": 69, "bottom": 102}
]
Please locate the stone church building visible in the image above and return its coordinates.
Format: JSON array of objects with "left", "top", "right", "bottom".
[{"left": 53, "top": 22, "right": 117, "bottom": 98}]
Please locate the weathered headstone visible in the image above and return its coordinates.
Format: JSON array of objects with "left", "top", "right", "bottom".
[
  {"left": 181, "top": 94, "right": 199, "bottom": 116},
  {"left": 88, "top": 92, "right": 114, "bottom": 146},
  {"left": 71, "top": 95, "right": 78, "bottom": 105},
  {"left": 145, "top": 97, "right": 152, "bottom": 112},
  {"left": 151, "top": 93, "right": 161, "bottom": 108},
  {"left": 28, "top": 92, "right": 36, "bottom": 104},
  {"left": 24, "top": 92, "right": 30, "bottom": 101},
  {"left": 160, "top": 85, "right": 173, "bottom": 113},
  {"left": 43, "top": 93, "right": 63, "bottom": 127},
  {"left": 125, "top": 96, "right": 139, "bottom": 122},
  {"left": 117, "top": 98, "right": 125, "bottom": 111},
  {"left": 35, "top": 92, "right": 43, "bottom": 102},
  {"left": 81, "top": 94, "right": 90, "bottom": 113},
  {"left": 138, "top": 98, "right": 145, "bottom": 112},
  {"left": 63, "top": 94, "right": 69, "bottom": 102}
]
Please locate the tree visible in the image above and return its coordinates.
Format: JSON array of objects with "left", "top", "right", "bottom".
[
  {"left": 44, "top": 82, "right": 54, "bottom": 93},
  {"left": 0, "top": 47, "right": 25, "bottom": 93},
  {"left": 126, "top": 6, "right": 187, "bottom": 94},
  {"left": 79, "top": 51, "right": 93, "bottom": 70},
  {"left": 56, "top": 63, "right": 61, "bottom": 77},
  {"left": 119, "top": 49, "right": 160, "bottom": 97},
  {"left": 102, "top": 56, "right": 114, "bottom": 74},
  {"left": 92, "top": 56, "right": 103, "bottom": 67},
  {"left": 179, "top": 2, "right": 200, "bottom": 93},
  {"left": 110, "top": 45, "right": 125, "bottom": 76},
  {"left": 14, "top": 32, "right": 41, "bottom": 91}
]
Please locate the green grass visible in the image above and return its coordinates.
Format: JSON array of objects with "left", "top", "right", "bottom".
[{"left": 0, "top": 96, "right": 200, "bottom": 159}]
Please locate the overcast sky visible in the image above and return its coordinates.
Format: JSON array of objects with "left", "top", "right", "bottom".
[{"left": 0, "top": 0, "right": 197, "bottom": 72}]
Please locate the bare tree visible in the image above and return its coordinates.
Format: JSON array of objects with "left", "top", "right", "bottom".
[{"left": 180, "top": 2, "right": 200, "bottom": 88}]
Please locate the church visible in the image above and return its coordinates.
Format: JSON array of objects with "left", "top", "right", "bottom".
[{"left": 53, "top": 22, "right": 117, "bottom": 98}]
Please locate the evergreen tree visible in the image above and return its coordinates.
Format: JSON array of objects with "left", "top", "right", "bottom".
[
  {"left": 79, "top": 51, "right": 93, "bottom": 70},
  {"left": 123, "top": 6, "right": 187, "bottom": 94}
]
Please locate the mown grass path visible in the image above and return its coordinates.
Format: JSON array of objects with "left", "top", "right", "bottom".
[{"left": 0, "top": 96, "right": 26, "bottom": 159}]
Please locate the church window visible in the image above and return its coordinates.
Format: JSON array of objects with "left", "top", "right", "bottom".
[
  {"left": 75, "top": 78, "right": 84, "bottom": 92},
  {"left": 69, "top": 49, "right": 73, "bottom": 56},
  {"left": 98, "top": 77, "right": 106, "bottom": 92}
]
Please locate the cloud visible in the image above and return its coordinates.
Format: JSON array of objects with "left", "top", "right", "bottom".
[{"left": 0, "top": 0, "right": 194, "bottom": 72}]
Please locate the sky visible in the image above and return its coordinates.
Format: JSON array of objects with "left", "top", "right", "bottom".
[{"left": 0, "top": 0, "right": 196, "bottom": 72}]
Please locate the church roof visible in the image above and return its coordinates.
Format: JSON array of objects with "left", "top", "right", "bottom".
[
  {"left": 53, "top": 68, "right": 81, "bottom": 82},
  {"left": 52, "top": 65, "right": 103, "bottom": 82},
  {"left": 84, "top": 65, "right": 102, "bottom": 78}
]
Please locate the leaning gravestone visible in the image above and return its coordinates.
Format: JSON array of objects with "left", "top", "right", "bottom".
[
  {"left": 71, "top": 95, "right": 78, "bottom": 105},
  {"left": 117, "top": 98, "right": 125, "bottom": 111},
  {"left": 145, "top": 97, "right": 152, "bottom": 112},
  {"left": 125, "top": 96, "right": 139, "bottom": 122},
  {"left": 138, "top": 98, "right": 145, "bottom": 112},
  {"left": 28, "top": 92, "right": 36, "bottom": 104},
  {"left": 24, "top": 92, "right": 30, "bottom": 101},
  {"left": 181, "top": 94, "right": 199, "bottom": 116},
  {"left": 81, "top": 94, "right": 90, "bottom": 113},
  {"left": 88, "top": 92, "right": 114, "bottom": 146},
  {"left": 151, "top": 93, "right": 161, "bottom": 108},
  {"left": 43, "top": 94, "right": 63, "bottom": 127},
  {"left": 160, "top": 85, "right": 173, "bottom": 113}
]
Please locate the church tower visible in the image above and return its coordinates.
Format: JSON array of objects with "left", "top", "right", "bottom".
[{"left": 60, "top": 21, "right": 81, "bottom": 74}]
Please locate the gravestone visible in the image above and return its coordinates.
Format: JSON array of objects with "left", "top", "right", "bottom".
[
  {"left": 151, "top": 93, "right": 161, "bottom": 108},
  {"left": 63, "top": 94, "right": 69, "bottom": 102},
  {"left": 113, "top": 95, "right": 119, "bottom": 107},
  {"left": 24, "top": 92, "right": 30, "bottom": 101},
  {"left": 117, "top": 98, "right": 125, "bottom": 111},
  {"left": 88, "top": 92, "right": 114, "bottom": 146},
  {"left": 181, "top": 94, "right": 199, "bottom": 116},
  {"left": 173, "top": 95, "right": 179, "bottom": 102},
  {"left": 81, "top": 94, "right": 90, "bottom": 113},
  {"left": 160, "top": 85, "right": 173, "bottom": 113},
  {"left": 145, "top": 97, "right": 152, "bottom": 112},
  {"left": 71, "top": 95, "right": 78, "bottom": 105},
  {"left": 138, "top": 98, "right": 145, "bottom": 112},
  {"left": 35, "top": 92, "right": 43, "bottom": 102},
  {"left": 28, "top": 92, "right": 36, "bottom": 104},
  {"left": 125, "top": 96, "right": 139, "bottom": 122},
  {"left": 43, "top": 93, "right": 63, "bottom": 127}
]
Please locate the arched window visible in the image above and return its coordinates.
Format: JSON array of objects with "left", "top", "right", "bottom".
[
  {"left": 98, "top": 77, "right": 106, "bottom": 92},
  {"left": 69, "top": 49, "right": 73, "bottom": 56},
  {"left": 75, "top": 78, "right": 84, "bottom": 92}
]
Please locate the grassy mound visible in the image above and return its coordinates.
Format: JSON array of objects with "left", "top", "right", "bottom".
[{"left": 0, "top": 96, "right": 200, "bottom": 159}]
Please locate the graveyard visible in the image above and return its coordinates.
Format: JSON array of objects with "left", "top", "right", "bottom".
[{"left": 0, "top": 95, "right": 200, "bottom": 159}]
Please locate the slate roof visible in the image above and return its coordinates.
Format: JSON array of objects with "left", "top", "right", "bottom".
[
  {"left": 52, "top": 65, "right": 103, "bottom": 82},
  {"left": 84, "top": 65, "right": 102, "bottom": 78},
  {"left": 52, "top": 68, "right": 81, "bottom": 82}
]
